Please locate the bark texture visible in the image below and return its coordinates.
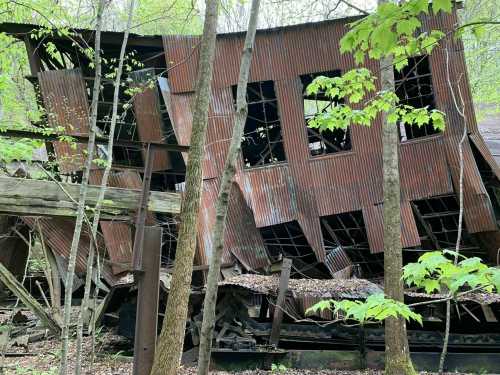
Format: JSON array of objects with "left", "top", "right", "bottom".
[
  {"left": 439, "top": 45, "right": 467, "bottom": 375},
  {"left": 59, "top": 1, "right": 106, "bottom": 373},
  {"left": 379, "top": 4, "right": 416, "bottom": 370},
  {"left": 196, "top": 1, "right": 260, "bottom": 374},
  {"left": 74, "top": 1, "right": 136, "bottom": 374},
  {"left": 150, "top": 1, "right": 219, "bottom": 374}
]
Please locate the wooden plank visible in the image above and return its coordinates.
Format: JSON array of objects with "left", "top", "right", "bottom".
[
  {"left": 0, "top": 176, "right": 181, "bottom": 217},
  {"left": 0, "top": 262, "right": 61, "bottom": 335},
  {"left": 481, "top": 304, "right": 498, "bottom": 323},
  {"left": 269, "top": 258, "right": 292, "bottom": 348}
]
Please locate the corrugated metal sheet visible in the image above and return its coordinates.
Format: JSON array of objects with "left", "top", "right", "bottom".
[
  {"left": 22, "top": 216, "right": 115, "bottom": 285},
  {"left": 363, "top": 202, "right": 421, "bottom": 254},
  {"left": 89, "top": 169, "right": 144, "bottom": 275},
  {"left": 38, "top": 69, "right": 90, "bottom": 174},
  {"left": 163, "top": 10, "right": 500, "bottom": 269},
  {"left": 132, "top": 71, "right": 171, "bottom": 171},
  {"left": 469, "top": 133, "right": 500, "bottom": 180}
]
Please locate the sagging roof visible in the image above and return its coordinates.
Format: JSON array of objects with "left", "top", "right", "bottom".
[
  {"left": 220, "top": 274, "right": 383, "bottom": 299},
  {"left": 221, "top": 274, "right": 500, "bottom": 305}
]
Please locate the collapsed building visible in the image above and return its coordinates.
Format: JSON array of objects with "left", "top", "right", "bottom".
[{"left": 0, "top": 4, "right": 499, "bottom": 371}]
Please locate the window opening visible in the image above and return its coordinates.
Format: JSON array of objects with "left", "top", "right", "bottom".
[
  {"left": 300, "top": 71, "right": 351, "bottom": 156},
  {"left": 394, "top": 55, "right": 441, "bottom": 141},
  {"left": 320, "top": 211, "right": 382, "bottom": 278},
  {"left": 411, "top": 195, "right": 482, "bottom": 257},
  {"left": 259, "top": 221, "right": 330, "bottom": 279},
  {"left": 232, "top": 81, "right": 286, "bottom": 167}
]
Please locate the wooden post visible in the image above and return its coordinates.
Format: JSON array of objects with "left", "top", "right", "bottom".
[
  {"left": 0, "top": 262, "right": 61, "bottom": 335},
  {"left": 133, "top": 226, "right": 162, "bottom": 375},
  {"left": 269, "top": 258, "right": 292, "bottom": 348}
]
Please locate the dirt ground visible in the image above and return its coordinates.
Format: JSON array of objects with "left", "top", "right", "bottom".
[{"left": 1, "top": 333, "right": 480, "bottom": 375}]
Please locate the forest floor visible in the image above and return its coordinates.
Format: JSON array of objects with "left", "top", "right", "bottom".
[{"left": 1, "top": 332, "right": 479, "bottom": 375}]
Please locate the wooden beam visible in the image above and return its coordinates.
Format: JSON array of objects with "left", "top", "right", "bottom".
[
  {"left": 269, "top": 258, "right": 292, "bottom": 348},
  {"left": 0, "top": 129, "right": 189, "bottom": 153},
  {"left": 0, "top": 262, "right": 61, "bottom": 335},
  {"left": 0, "top": 176, "right": 181, "bottom": 219}
]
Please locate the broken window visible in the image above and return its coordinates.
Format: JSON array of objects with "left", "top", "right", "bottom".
[
  {"left": 300, "top": 71, "right": 351, "bottom": 156},
  {"left": 411, "top": 195, "right": 482, "bottom": 257},
  {"left": 259, "top": 221, "right": 331, "bottom": 278},
  {"left": 233, "top": 81, "right": 286, "bottom": 167},
  {"left": 394, "top": 55, "right": 441, "bottom": 141},
  {"left": 320, "top": 211, "right": 383, "bottom": 278}
]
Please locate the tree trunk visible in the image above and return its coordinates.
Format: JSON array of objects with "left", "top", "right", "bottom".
[
  {"left": 36, "top": 219, "right": 61, "bottom": 316},
  {"left": 439, "top": 44, "right": 467, "bottom": 375},
  {"left": 150, "top": 1, "right": 219, "bottom": 374},
  {"left": 59, "top": 1, "right": 107, "bottom": 374},
  {"left": 196, "top": 2, "right": 260, "bottom": 374},
  {"left": 379, "top": 2, "right": 416, "bottom": 371},
  {"left": 74, "top": 1, "right": 136, "bottom": 374}
]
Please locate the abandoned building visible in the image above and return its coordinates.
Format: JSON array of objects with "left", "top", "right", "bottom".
[{"left": 0, "top": 4, "right": 499, "bottom": 371}]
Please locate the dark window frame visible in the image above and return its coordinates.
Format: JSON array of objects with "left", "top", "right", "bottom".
[
  {"left": 300, "top": 70, "right": 352, "bottom": 157},
  {"left": 233, "top": 80, "right": 287, "bottom": 168},
  {"left": 394, "top": 55, "right": 442, "bottom": 142}
]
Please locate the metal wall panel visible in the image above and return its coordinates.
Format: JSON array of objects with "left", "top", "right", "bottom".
[
  {"left": 163, "top": 10, "right": 500, "bottom": 268},
  {"left": 89, "top": 169, "right": 144, "bottom": 275},
  {"left": 132, "top": 72, "right": 171, "bottom": 171},
  {"left": 38, "top": 69, "right": 90, "bottom": 174},
  {"left": 23, "top": 216, "right": 115, "bottom": 285}
]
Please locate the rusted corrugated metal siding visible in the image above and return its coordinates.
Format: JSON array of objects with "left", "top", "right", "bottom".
[
  {"left": 425, "top": 11, "right": 498, "bottom": 234},
  {"left": 89, "top": 169, "right": 144, "bottom": 275},
  {"left": 163, "top": 10, "right": 500, "bottom": 268},
  {"left": 132, "top": 74, "right": 171, "bottom": 171},
  {"left": 363, "top": 202, "right": 421, "bottom": 254},
  {"left": 23, "top": 216, "right": 115, "bottom": 285},
  {"left": 469, "top": 133, "right": 500, "bottom": 179},
  {"left": 225, "top": 182, "right": 271, "bottom": 270},
  {"left": 38, "top": 69, "right": 90, "bottom": 174}
]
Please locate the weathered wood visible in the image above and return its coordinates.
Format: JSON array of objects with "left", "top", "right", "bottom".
[
  {"left": 269, "top": 258, "right": 292, "bottom": 348},
  {"left": 0, "top": 262, "right": 61, "bottom": 335},
  {"left": 0, "top": 176, "right": 181, "bottom": 218}
]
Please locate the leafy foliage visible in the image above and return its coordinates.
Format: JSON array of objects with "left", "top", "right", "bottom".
[
  {"left": 340, "top": 0, "right": 451, "bottom": 68},
  {"left": 403, "top": 250, "right": 500, "bottom": 294},
  {"left": 306, "top": 293, "right": 423, "bottom": 326},
  {"left": 306, "top": 69, "right": 445, "bottom": 131}
]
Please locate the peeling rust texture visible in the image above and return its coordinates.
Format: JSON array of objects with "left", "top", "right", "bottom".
[
  {"left": 38, "top": 69, "right": 92, "bottom": 174},
  {"left": 162, "top": 10, "right": 499, "bottom": 269},
  {"left": 89, "top": 169, "right": 143, "bottom": 275},
  {"left": 132, "top": 69, "right": 171, "bottom": 172},
  {"left": 22, "top": 216, "right": 116, "bottom": 285}
]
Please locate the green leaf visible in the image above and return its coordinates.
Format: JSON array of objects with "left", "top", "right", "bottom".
[
  {"left": 421, "top": 279, "right": 440, "bottom": 294},
  {"left": 433, "top": 0, "right": 453, "bottom": 14}
]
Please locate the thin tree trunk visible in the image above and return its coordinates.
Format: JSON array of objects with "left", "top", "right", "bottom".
[
  {"left": 380, "top": 2, "right": 416, "bottom": 372},
  {"left": 197, "top": 1, "right": 260, "bottom": 374},
  {"left": 150, "top": 1, "right": 219, "bottom": 374},
  {"left": 74, "top": 1, "right": 136, "bottom": 374},
  {"left": 439, "top": 45, "right": 467, "bottom": 375},
  {"left": 59, "top": 1, "right": 107, "bottom": 374},
  {"left": 37, "top": 219, "right": 61, "bottom": 316}
]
